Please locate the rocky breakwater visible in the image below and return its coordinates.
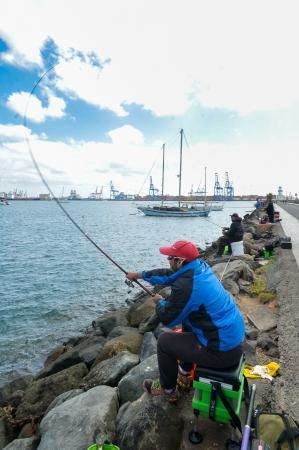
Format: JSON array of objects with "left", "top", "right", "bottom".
[{"left": 0, "top": 209, "right": 288, "bottom": 450}]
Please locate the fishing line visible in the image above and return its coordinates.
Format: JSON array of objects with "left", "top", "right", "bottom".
[
  {"left": 220, "top": 254, "right": 232, "bottom": 281},
  {"left": 203, "top": 217, "right": 224, "bottom": 229},
  {"left": 24, "top": 65, "right": 154, "bottom": 297}
]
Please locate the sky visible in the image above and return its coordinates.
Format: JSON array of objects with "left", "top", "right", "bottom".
[{"left": 0, "top": 0, "right": 299, "bottom": 198}]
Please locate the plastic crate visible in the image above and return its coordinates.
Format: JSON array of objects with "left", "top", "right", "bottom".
[{"left": 192, "top": 369, "right": 245, "bottom": 424}]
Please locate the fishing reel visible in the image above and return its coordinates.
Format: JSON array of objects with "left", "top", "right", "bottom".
[
  {"left": 124, "top": 278, "right": 135, "bottom": 304},
  {"left": 124, "top": 278, "right": 135, "bottom": 292}
]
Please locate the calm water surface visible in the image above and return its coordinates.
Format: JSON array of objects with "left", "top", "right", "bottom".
[{"left": 0, "top": 200, "right": 253, "bottom": 385}]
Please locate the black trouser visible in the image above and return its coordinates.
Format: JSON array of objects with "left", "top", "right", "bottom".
[
  {"left": 268, "top": 213, "right": 274, "bottom": 223},
  {"left": 216, "top": 236, "right": 232, "bottom": 256},
  {"left": 157, "top": 331, "right": 243, "bottom": 389}
]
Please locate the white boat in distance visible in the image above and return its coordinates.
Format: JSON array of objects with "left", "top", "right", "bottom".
[
  {"left": 137, "top": 129, "right": 210, "bottom": 218},
  {"left": 194, "top": 201, "right": 224, "bottom": 211},
  {"left": 209, "top": 202, "right": 224, "bottom": 211}
]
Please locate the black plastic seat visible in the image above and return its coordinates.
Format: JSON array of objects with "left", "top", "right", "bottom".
[{"left": 194, "top": 354, "right": 245, "bottom": 391}]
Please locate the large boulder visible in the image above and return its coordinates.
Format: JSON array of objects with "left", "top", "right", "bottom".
[
  {"left": 92, "top": 309, "right": 129, "bottom": 336},
  {"left": 43, "top": 344, "right": 68, "bottom": 367},
  {"left": 221, "top": 278, "right": 240, "bottom": 295},
  {"left": 247, "top": 305, "right": 278, "bottom": 332},
  {"left": 116, "top": 394, "right": 183, "bottom": 450},
  {"left": 108, "top": 326, "right": 140, "bottom": 338},
  {"left": 82, "top": 351, "right": 139, "bottom": 389},
  {"left": 0, "top": 417, "right": 15, "bottom": 450},
  {"left": 38, "top": 386, "right": 118, "bottom": 450},
  {"left": 36, "top": 335, "right": 105, "bottom": 378},
  {"left": 139, "top": 332, "right": 157, "bottom": 361},
  {"left": 139, "top": 312, "right": 161, "bottom": 334},
  {"left": 16, "top": 363, "right": 88, "bottom": 418},
  {"left": 0, "top": 376, "right": 34, "bottom": 407},
  {"left": 118, "top": 354, "right": 159, "bottom": 404},
  {"left": 127, "top": 298, "right": 156, "bottom": 327},
  {"left": 213, "top": 259, "right": 255, "bottom": 283},
  {"left": 3, "top": 436, "right": 39, "bottom": 450},
  {"left": 44, "top": 389, "right": 83, "bottom": 415},
  {"left": 93, "top": 333, "right": 143, "bottom": 366}
]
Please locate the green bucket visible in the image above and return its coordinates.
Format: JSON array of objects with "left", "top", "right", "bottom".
[
  {"left": 87, "top": 444, "right": 120, "bottom": 450},
  {"left": 263, "top": 250, "right": 271, "bottom": 259}
]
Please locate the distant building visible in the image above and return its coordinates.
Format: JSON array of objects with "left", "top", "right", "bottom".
[
  {"left": 39, "top": 193, "right": 51, "bottom": 200},
  {"left": 277, "top": 186, "right": 284, "bottom": 201},
  {"left": 68, "top": 190, "right": 81, "bottom": 200}
]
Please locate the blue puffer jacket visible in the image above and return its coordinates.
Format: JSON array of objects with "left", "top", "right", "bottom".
[{"left": 142, "top": 259, "right": 245, "bottom": 351}]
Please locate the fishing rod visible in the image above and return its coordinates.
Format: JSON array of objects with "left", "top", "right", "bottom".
[
  {"left": 203, "top": 217, "right": 225, "bottom": 229},
  {"left": 23, "top": 66, "right": 154, "bottom": 298}
]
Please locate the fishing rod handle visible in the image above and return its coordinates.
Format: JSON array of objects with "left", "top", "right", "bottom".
[
  {"left": 240, "top": 426, "right": 251, "bottom": 450},
  {"left": 240, "top": 384, "right": 257, "bottom": 450},
  {"left": 134, "top": 279, "right": 155, "bottom": 297},
  {"left": 246, "top": 383, "right": 257, "bottom": 426},
  {"left": 126, "top": 271, "right": 155, "bottom": 297}
]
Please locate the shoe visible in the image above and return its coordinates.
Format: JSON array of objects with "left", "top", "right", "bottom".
[
  {"left": 177, "top": 371, "right": 193, "bottom": 391},
  {"left": 143, "top": 379, "right": 179, "bottom": 403}
]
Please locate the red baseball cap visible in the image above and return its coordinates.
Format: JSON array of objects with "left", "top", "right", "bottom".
[{"left": 159, "top": 240, "right": 199, "bottom": 262}]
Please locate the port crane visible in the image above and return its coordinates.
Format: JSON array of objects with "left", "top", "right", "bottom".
[
  {"left": 224, "top": 172, "right": 234, "bottom": 200},
  {"left": 213, "top": 173, "right": 223, "bottom": 200},
  {"left": 149, "top": 176, "right": 159, "bottom": 198},
  {"left": 110, "top": 181, "right": 119, "bottom": 200}
]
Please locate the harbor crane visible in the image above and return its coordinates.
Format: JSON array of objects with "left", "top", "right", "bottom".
[
  {"left": 213, "top": 172, "right": 223, "bottom": 200},
  {"left": 149, "top": 176, "right": 159, "bottom": 198},
  {"left": 110, "top": 181, "right": 119, "bottom": 200},
  {"left": 224, "top": 172, "right": 234, "bottom": 200}
]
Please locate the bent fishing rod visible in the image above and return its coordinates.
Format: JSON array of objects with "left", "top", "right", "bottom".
[{"left": 24, "top": 67, "right": 154, "bottom": 298}]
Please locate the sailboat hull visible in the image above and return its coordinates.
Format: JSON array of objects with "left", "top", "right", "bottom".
[{"left": 137, "top": 206, "right": 210, "bottom": 217}]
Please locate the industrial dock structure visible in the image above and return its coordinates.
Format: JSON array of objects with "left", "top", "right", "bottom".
[{"left": 1, "top": 178, "right": 297, "bottom": 202}]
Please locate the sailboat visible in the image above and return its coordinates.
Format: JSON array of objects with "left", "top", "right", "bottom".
[{"left": 137, "top": 129, "right": 210, "bottom": 217}]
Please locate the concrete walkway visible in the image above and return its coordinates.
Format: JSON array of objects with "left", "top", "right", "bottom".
[
  {"left": 276, "top": 203, "right": 299, "bottom": 267},
  {"left": 265, "top": 205, "right": 299, "bottom": 418}
]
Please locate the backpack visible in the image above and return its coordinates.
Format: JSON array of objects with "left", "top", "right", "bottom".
[{"left": 251, "top": 406, "right": 299, "bottom": 450}]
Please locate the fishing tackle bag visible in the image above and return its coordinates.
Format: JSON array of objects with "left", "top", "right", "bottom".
[
  {"left": 251, "top": 407, "right": 299, "bottom": 450},
  {"left": 279, "top": 237, "right": 292, "bottom": 249}
]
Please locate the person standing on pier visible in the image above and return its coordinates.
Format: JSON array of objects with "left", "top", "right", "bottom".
[{"left": 265, "top": 193, "right": 275, "bottom": 223}]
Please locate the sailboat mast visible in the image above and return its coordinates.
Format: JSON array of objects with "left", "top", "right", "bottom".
[
  {"left": 161, "top": 143, "right": 165, "bottom": 206},
  {"left": 178, "top": 129, "right": 183, "bottom": 207},
  {"left": 204, "top": 166, "right": 207, "bottom": 205}
]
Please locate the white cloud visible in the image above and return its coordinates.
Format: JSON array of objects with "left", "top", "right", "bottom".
[
  {"left": 2, "top": 0, "right": 299, "bottom": 115},
  {"left": 54, "top": 57, "right": 128, "bottom": 117},
  {"left": 6, "top": 90, "right": 66, "bottom": 123},
  {"left": 108, "top": 125, "right": 144, "bottom": 145},
  {"left": 1, "top": 125, "right": 298, "bottom": 198},
  {"left": 0, "top": 125, "right": 160, "bottom": 197},
  {"left": 0, "top": 124, "right": 31, "bottom": 140}
]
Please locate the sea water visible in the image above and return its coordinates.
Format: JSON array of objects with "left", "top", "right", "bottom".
[{"left": 0, "top": 200, "right": 253, "bottom": 385}]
